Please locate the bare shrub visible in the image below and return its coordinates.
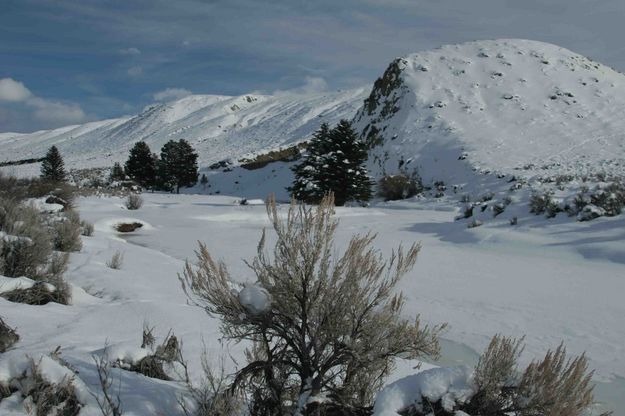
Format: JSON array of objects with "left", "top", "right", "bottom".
[
  {"left": 92, "top": 352, "right": 123, "bottom": 416},
  {"left": 181, "top": 194, "right": 444, "bottom": 413},
  {"left": 106, "top": 251, "right": 124, "bottom": 269},
  {"left": 53, "top": 210, "right": 83, "bottom": 252},
  {"left": 590, "top": 182, "right": 625, "bottom": 217},
  {"left": 516, "top": 344, "right": 597, "bottom": 416},
  {"left": 407, "top": 336, "right": 606, "bottom": 416},
  {"left": 123, "top": 331, "right": 188, "bottom": 382},
  {"left": 141, "top": 324, "right": 156, "bottom": 349},
  {"left": 11, "top": 358, "right": 82, "bottom": 415},
  {"left": 125, "top": 193, "right": 143, "bottom": 210},
  {"left": 468, "top": 335, "right": 524, "bottom": 414},
  {"left": 0, "top": 316, "right": 19, "bottom": 352},
  {"left": 2, "top": 278, "right": 71, "bottom": 305},
  {"left": 179, "top": 350, "right": 245, "bottom": 416},
  {"left": 492, "top": 202, "right": 506, "bottom": 217},
  {"left": 81, "top": 220, "right": 95, "bottom": 236},
  {"left": 28, "top": 180, "right": 77, "bottom": 210},
  {"left": 0, "top": 198, "right": 52, "bottom": 278},
  {"left": 115, "top": 222, "right": 143, "bottom": 233},
  {"left": 378, "top": 172, "right": 423, "bottom": 201},
  {"left": 529, "top": 192, "right": 552, "bottom": 215}
]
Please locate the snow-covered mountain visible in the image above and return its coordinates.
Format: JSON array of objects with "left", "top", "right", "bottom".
[
  {"left": 355, "top": 39, "right": 625, "bottom": 184},
  {"left": 3, "top": 39, "right": 625, "bottom": 194},
  {"left": 0, "top": 88, "right": 368, "bottom": 174}
]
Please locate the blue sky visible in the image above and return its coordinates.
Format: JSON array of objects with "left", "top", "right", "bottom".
[{"left": 1, "top": 0, "right": 625, "bottom": 132}]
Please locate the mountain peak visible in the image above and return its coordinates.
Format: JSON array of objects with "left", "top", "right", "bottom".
[{"left": 355, "top": 39, "right": 625, "bottom": 183}]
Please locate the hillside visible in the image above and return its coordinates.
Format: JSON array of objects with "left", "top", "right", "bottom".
[
  {"left": 355, "top": 39, "right": 625, "bottom": 185},
  {"left": 0, "top": 88, "right": 368, "bottom": 175}
]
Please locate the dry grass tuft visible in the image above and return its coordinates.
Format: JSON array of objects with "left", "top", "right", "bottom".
[
  {"left": 0, "top": 316, "right": 19, "bottom": 352},
  {"left": 125, "top": 193, "right": 143, "bottom": 210},
  {"left": 106, "top": 251, "right": 124, "bottom": 270}
]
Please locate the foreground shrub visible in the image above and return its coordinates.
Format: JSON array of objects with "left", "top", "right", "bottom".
[
  {"left": 0, "top": 198, "right": 52, "bottom": 278},
  {"left": 125, "top": 193, "right": 143, "bottom": 210},
  {"left": 179, "top": 353, "right": 245, "bottom": 416},
  {"left": 378, "top": 172, "right": 423, "bottom": 201},
  {"left": 2, "top": 278, "right": 71, "bottom": 305},
  {"left": 52, "top": 210, "right": 83, "bottom": 252},
  {"left": 181, "top": 194, "right": 444, "bottom": 414},
  {"left": 81, "top": 220, "right": 94, "bottom": 237},
  {"left": 389, "top": 335, "right": 605, "bottom": 416},
  {"left": 113, "top": 329, "right": 189, "bottom": 383},
  {"left": 4, "top": 356, "right": 82, "bottom": 415},
  {"left": 0, "top": 316, "right": 19, "bottom": 352}
]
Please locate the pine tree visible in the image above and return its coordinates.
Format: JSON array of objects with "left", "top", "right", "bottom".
[
  {"left": 200, "top": 173, "right": 209, "bottom": 187},
  {"left": 289, "top": 123, "right": 331, "bottom": 203},
  {"left": 159, "top": 139, "right": 199, "bottom": 193},
  {"left": 125, "top": 141, "right": 156, "bottom": 189},
  {"left": 40, "top": 146, "right": 67, "bottom": 182},
  {"left": 109, "top": 162, "right": 125, "bottom": 182},
  {"left": 289, "top": 120, "right": 372, "bottom": 206}
]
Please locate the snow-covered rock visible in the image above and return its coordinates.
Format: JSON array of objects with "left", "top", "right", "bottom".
[{"left": 373, "top": 366, "right": 475, "bottom": 416}]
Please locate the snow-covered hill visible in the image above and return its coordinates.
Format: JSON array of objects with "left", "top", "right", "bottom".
[
  {"left": 355, "top": 39, "right": 625, "bottom": 184},
  {"left": 0, "top": 88, "right": 368, "bottom": 174},
  {"left": 3, "top": 39, "right": 625, "bottom": 203}
]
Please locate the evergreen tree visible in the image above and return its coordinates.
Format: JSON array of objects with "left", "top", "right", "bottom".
[
  {"left": 109, "top": 162, "right": 125, "bottom": 182},
  {"left": 125, "top": 141, "right": 156, "bottom": 189},
  {"left": 159, "top": 139, "right": 199, "bottom": 193},
  {"left": 289, "top": 120, "right": 372, "bottom": 206},
  {"left": 40, "top": 146, "right": 67, "bottom": 182},
  {"left": 289, "top": 123, "right": 331, "bottom": 203}
]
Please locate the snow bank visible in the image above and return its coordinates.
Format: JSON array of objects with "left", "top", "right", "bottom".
[
  {"left": 0, "top": 276, "right": 55, "bottom": 294},
  {"left": 26, "top": 197, "right": 65, "bottom": 213},
  {"left": 0, "top": 351, "right": 96, "bottom": 411},
  {"left": 373, "top": 366, "right": 475, "bottom": 415}
]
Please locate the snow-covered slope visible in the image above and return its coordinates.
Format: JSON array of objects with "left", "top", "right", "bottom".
[
  {"left": 354, "top": 39, "right": 625, "bottom": 183},
  {"left": 0, "top": 89, "right": 368, "bottom": 173}
]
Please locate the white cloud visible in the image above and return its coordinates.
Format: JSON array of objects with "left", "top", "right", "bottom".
[
  {"left": 153, "top": 87, "right": 192, "bottom": 101},
  {"left": 300, "top": 77, "right": 328, "bottom": 94},
  {"left": 0, "top": 78, "right": 33, "bottom": 102},
  {"left": 273, "top": 76, "right": 329, "bottom": 96},
  {"left": 0, "top": 78, "right": 88, "bottom": 132},
  {"left": 127, "top": 66, "right": 143, "bottom": 77},
  {"left": 119, "top": 47, "right": 141, "bottom": 55},
  {"left": 27, "top": 97, "right": 87, "bottom": 125}
]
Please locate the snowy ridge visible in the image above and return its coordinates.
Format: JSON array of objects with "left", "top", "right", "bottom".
[
  {"left": 0, "top": 88, "right": 368, "bottom": 175},
  {"left": 354, "top": 39, "right": 625, "bottom": 184}
]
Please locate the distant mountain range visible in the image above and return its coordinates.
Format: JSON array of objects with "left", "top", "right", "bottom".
[{"left": 3, "top": 39, "right": 625, "bottom": 189}]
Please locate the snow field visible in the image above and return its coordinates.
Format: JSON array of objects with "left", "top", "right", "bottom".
[{"left": 0, "top": 192, "right": 623, "bottom": 414}]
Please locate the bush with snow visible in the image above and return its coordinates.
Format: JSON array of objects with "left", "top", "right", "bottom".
[
  {"left": 374, "top": 335, "right": 602, "bottom": 416},
  {"left": 52, "top": 209, "right": 83, "bottom": 252},
  {"left": 378, "top": 171, "right": 423, "bottom": 201},
  {"left": 181, "top": 194, "right": 443, "bottom": 414},
  {"left": 125, "top": 193, "right": 144, "bottom": 210},
  {"left": 0, "top": 197, "right": 73, "bottom": 305},
  {"left": 0, "top": 353, "right": 87, "bottom": 415},
  {"left": 108, "top": 328, "right": 189, "bottom": 382}
]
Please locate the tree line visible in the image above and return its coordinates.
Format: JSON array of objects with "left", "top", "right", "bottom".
[{"left": 40, "top": 140, "right": 200, "bottom": 194}]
